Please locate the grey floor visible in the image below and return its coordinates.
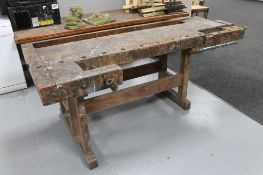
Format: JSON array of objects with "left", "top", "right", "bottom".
[
  {"left": 169, "top": 0, "right": 263, "bottom": 124},
  {"left": 1, "top": 74, "right": 263, "bottom": 175}
]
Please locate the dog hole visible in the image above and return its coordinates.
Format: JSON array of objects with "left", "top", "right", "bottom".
[{"left": 106, "top": 79, "right": 114, "bottom": 86}]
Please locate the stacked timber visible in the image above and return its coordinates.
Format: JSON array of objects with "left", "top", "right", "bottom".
[
  {"left": 164, "top": 0, "right": 186, "bottom": 14},
  {"left": 123, "top": 0, "right": 165, "bottom": 16},
  {"left": 139, "top": 0, "right": 166, "bottom": 17},
  {"left": 123, "top": 0, "right": 187, "bottom": 17},
  {"left": 123, "top": 0, "right": 147, "bottom": 13}
]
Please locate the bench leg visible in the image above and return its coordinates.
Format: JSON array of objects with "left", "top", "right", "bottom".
[
  {"left": 157, "top": 54, "right": 168, "bottom": 79},
  {"left": 177, "top": 49, "right": 192, "bottom": 109},
  {"left": 204, "top": 9, "right": 209, "bottom": 19},
  {"left": 158, "top": 49, "right": 192, "bottom": 110},
  {"left": 60, "top": 96, "right": 98, "bottom": 170},
  {"left": 60, "top": 101, "right": 72, "bottom": 131}
]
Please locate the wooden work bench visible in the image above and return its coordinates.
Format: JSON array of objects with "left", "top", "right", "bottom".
[{"left": 20, "top": 13, "right": 245, "bottom": 170}]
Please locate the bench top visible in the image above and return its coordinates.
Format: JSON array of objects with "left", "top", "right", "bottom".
[{"left": 21, "top": 17, "right": 245, "bottom": 106}]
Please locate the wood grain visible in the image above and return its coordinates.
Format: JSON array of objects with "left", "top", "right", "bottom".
[
  {"left": 33, "top": 18, "right": 185, "bottom": 48},
  {"left": 85, "top": 74, "right": 183, "bottom": 113},
  {"left": 22, "top": 17, "right": 246, "bottom": 106},
  {"left": 20, "top": 17, "right": 247, "bottom": 170},
  {"left": 177, "top": 49, "right": 192, "bottom": 109}
]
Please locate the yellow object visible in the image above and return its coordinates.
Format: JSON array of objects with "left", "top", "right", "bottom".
[{"left": 39, "top": 20, "right": 54, "bottom": 26}]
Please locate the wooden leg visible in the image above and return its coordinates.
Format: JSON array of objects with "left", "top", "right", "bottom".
[
  {"left": 177, "top": 49, "right": 192, "bottom": 110},
  {"left": 158, "top": 50, "right": 192, "bottom": 110},
  {"left": 60, "top": 101, "right": 73, "bottom": 132},
  {"left": 204, "top": 9, "right": 209, "bottom": 19},
  {"left": 157, "top": 54, "right": 168, "bottom": 79},
  {"left": 60, "top": 96, "right": 98, "bottom": 170}
]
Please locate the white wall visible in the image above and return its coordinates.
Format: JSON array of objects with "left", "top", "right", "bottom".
[
  {"left": 181, "top": 0, "right": 192, "bottom": 16},
  {"left": 57, "top": 0, "right": 192, "bottom": 17}
]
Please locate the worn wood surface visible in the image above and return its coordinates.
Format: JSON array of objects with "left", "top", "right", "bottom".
[
  {"left": 177, "top": 49, "right": 192, "bottom": 109},
  {"left": 122, "top": 60, "right": 162, "bottom": 81},
  {"left": 15, "top": 10, "right": 188, "bottom": 44},
  {"left": 33, "top": 18, "right": 186, "bottom": 48},
  {"left": 21, "top": 16, "right": 246, "bottom": 170},
  {"left": 60, "top": 96, "right": 98, "bottom": 169},
  {"left": 85, "top": 74, "right": 183, "bottom": 113},
  {"left": 22, "top": 17, "right": 245, "bottom": 106},
  {"left": 22, "top": 43, "right": 124, "bottom": 105}
]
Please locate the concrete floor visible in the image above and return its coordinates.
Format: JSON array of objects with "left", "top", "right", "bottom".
[{"left": 1, "top": 74, "right": 263, "bottom": 175}]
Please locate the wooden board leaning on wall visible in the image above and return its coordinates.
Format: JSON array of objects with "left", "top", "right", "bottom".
[{"left": 15, "top": 10, "right": 189, "bottom": 44}]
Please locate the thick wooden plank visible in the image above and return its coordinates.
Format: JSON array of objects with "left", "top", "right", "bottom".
[
  {"left": 21, "top": 44, "right": 67, "bottom": 105},
  {"left": 142, "top": 11, "right": 165, "bottom": 18},
  {"left": 36, "top": 21, "right": 206, "bottom": 70},
  {"left": 123, "top": 60, "right": 162, "bottom": 81},
  {"left": 35, "top": 18, "right": 246, "bottom": 70},
  {"left": 60, "top": 96, "right": 98, "bottom": 169},
  {"left": 33, "top": 18, "right": 186, "bottom": 48},
  {"left": 85, "top": 74, "right": 183, "bottom": 113},
  {"left": 204, "top": 26, "right": 246, "bottom": 47},
  {"left": 140, "top": 6, "right": 166, "bottom": 14},
  {"left": 177, "top": 49, "right": 192, "bottom": 110},
  {"left": 23, "top": 17, "right": 246, "bottom": 106},
  {"left": 156, "top": 54, "right": 168, "bottom": 78},
  {"left": 15, "top": 10, "right": 188, "bottom": 44}
]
